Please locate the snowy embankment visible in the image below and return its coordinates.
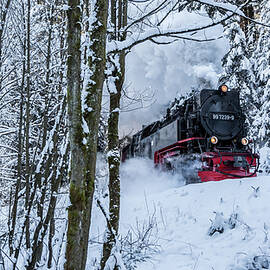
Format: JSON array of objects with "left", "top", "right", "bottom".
[{"left": 119, "top": 158, "right": 270, "bottom": 270}]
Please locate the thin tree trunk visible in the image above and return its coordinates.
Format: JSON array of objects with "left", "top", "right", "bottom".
[
  {"left": 24, "top": 0, "right": 31, "bottom": 249},
  {"left": 0, "top": 0, "right": 12, "bottom": 90},
  {"left": 8, "top": 20, "right": 26, "bottom": 255},
  {"left": 47, "top": 216, "right": 55, "bottom": 268},
  {"left": 65, "top": 0, "right": 84, "bottom": 267},
  {"left": 101, "top": 0, "right": 127, "bottom": 268},
  {"left": 81, "top": 0, "right": 108, "bottom": 267}
]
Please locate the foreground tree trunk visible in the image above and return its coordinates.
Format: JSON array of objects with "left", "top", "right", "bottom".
[
  {"left": 65, "top": 0, "right": 108, "bottom": 269},
  {"left": 100, "top": 0, "right": 127, "bottom": 268}
]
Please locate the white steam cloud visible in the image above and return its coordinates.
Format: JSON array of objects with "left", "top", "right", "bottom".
[{"left": 120, "top": 11, "right": 228, "bottom": 136}]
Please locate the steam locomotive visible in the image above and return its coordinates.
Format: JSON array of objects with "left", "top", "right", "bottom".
[{"left": 121, "top": 85, "right": 259, "bottom": 183}]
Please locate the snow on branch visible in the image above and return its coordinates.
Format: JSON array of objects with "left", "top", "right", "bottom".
[
  {"left": 107, "top": 12, "right": 233, "bottom": 53},
  {"left": 194, "top": 0, "right": 245, "bottom": 15},
  {"left": 194, "top": 0, "right": 270, "bottom": 28},
  {"left": 107, "top": 0, "right": 270, "bottom": 56}
]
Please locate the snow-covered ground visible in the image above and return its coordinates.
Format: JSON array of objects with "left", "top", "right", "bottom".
[
  {"left": 90, "top": 157, "right": 270, "bottom": 270},
  {"left": 122, "top": 159, "right": 270, "bottom": 270}
]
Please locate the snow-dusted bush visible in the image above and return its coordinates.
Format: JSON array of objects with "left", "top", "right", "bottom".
[
  {"left": 120, "top": 215, "right": 160, "bottom": 270},
  {"left": 98, "top": 216, "right": 159, "bottom": 270},
  {"left": 227, "top": 212, "right": 240, "bottom": 230},
  {"left": 208, "top": 211, "right": 241, "bottom": 236},
  {"left": 208, "top": 212, "right": 227, "bottom": 236},
  {"left": 229, "top": 254, "right": 270, "bottom": 270},
  {"left": 91, "top": 214, "right": 160, "bottom": 270},
  {"left": 259, "top": 146, "right": 270, "bottom": 175}
]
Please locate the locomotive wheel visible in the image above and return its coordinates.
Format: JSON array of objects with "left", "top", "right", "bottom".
[
  {"left": 166, "top": 154, "right": 202, "bottom": 184},
  {"left": 180, "top": 155, "right": 201, "bottom": 185}
]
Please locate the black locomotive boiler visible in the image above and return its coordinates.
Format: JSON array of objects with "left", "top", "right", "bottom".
[{"left": 121, "top": 85, "right": 259, "bottom": 183}]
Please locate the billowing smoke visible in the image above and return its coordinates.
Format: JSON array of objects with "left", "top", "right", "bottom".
[{"left": 120, "top": 11, "right": 228, "bottom": 136}]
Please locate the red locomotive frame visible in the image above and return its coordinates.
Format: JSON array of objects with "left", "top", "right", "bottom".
[{"left": 154, "top": 137, "right": 259, "bottom": 182}]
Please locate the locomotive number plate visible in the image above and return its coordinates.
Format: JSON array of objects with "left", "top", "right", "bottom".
[{"left": 210, "top": 113, "right": 235, "bottom": 121}]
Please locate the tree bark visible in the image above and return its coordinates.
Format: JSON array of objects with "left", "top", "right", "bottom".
[
  {"left": 65, "top": 0, "right": 108, "bottom": 269},
  {"left": 65, "top": 0, "right": 84, "bottom": 268},
  {"left": 100, "top": 1, "right": 127, "bottom": 269},
  {"left": 80, "top": 0, "right": 108, "bottom": 268},
  {"left": 24, "top": 0, "right": 31, "bottom": 249}
]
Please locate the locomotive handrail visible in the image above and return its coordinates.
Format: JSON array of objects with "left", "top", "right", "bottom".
[
  {"left": 155, "top": 145, "right": 185, "bottom": 164},
  {"left": 155, "top": 137, "right": 204, "bottom": 154},
  {"left": 202, "top": 151, "right": 259, "bottom": 158},
  {"left": 157, "top": 146, "right": 185, "bottom": 156},
  {"left": 216, "top": 163, "right": 259, "bottom": 178},
  {"left": 154, "top": 137, "right": 205, "bottom": 164}
]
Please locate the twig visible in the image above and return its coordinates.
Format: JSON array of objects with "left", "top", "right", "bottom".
[
  {"left": 96, "top": 199, "right": 115, "bottom": 237},
  {"left": 0, "top": 248, "right": 20, "bottom": 270}
]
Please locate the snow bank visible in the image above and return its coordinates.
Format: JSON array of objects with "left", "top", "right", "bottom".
[
  {"left": 259, "top": 146, "right": 270, "bottom": 175},
  {"left": 119, "top": 158, "right": 270, "bottom": 270},
  {"left": 88, "top": 156, "right": 270, "bottom": 270}
]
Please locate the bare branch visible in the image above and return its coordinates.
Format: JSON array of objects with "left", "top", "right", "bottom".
[
  {"left": 125, "top": 0, "right": 169, "bottom": 32},
  {"left": 108, "top": 12, "right": 234, "bottom": 54},
  {"left": 0, "top": 145, "right": 18, "bottom": 152},
  {"left": 97, "top": 199, "right": 115, "bottom": 237},
  {"left": 149, "top": 37, "right": 177, "bottom": 45},
  {"left": 157, "top": 1, "right": 180, "bottom": 27},
  {"left": 166, "top": 34, "right": 223, "bottom": 42}
]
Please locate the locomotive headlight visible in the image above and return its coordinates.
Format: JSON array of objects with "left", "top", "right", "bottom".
[
  {"left": 241, "top": 138, "right": 249, "bottom": 145},
  {"left": 210, "top": 136, "right": 218, "bottom": 144},
  {"left": 219, "top": 84, "right": 228, "bottom": 93}
]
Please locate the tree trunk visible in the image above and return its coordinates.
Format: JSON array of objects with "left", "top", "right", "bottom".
[
  {"left": 100, "top": 0, "right": 127, "bottom": 268},
  {"left": 65, "top": 0, "right": 84, "bottom": 268},
  {"left": 65, "top": 0, "right": 108, "bottom": 269},
  {"left": 100, "top": 53, "right": 124, "bottom": 270},
  {"left": 24, "top": 0, "right": 31, "bottom": 249},
  {"left": 0, "top": 0, "right": 12, "bottom": 89},
  {"left": 80, "top": 0, "right": 108, "bottom": 268},
  {"left": 8, "top": 17, "right": 26, "bottom": 254}
]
